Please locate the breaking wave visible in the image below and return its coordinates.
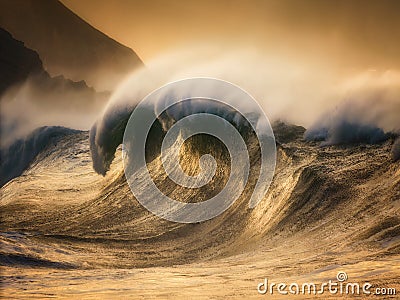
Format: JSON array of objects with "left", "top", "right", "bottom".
[
  {"left": 304, "top": 74, "right": 400, "bottom": 158},
  {"left": 0, "top": 126, "right": 79, "bottom": 187},
  {"left": 304, "top": 121, "right": 390, "bottom": 145},
  {"left": 90, "top": 78, "right": 268, "bottom": 177}
]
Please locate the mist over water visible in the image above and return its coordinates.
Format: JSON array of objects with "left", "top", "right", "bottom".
[
  {"left": 89, "top": 50, "right": 400, "bottom": 174},
  {"left": 2, "top": 48, "right": 399, "bottom": 177},
  {"left": 0, "top": 77, "right": 108, "bottom": 148},
  {"left": 304, "top": 71, "right": 400, "bottom": 149}
]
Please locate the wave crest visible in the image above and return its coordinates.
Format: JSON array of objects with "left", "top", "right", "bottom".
[{"left": 0, "top": 126, "right": 79, "bottom": 187}]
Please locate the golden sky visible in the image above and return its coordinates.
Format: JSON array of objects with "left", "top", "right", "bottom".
[{"left": 61, "top": 0, "right": 400, "bottom": 71}]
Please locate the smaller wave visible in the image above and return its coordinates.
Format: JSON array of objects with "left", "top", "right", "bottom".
[
  {"left": 0, "top": 126, "right": 79, "bottom": 187},
  {"left": 304, "top": 121, "right": 390, "bottom": 145},
  {"left": 304, "top": 120, "right": 400, "bottom": 162}
]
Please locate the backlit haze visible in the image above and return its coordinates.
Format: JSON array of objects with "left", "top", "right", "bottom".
[
  {"left": 59, "top": 0, "right": 400, "bottom": 136},
  {"left": 62, "top": 0, "right": 400, "bottom": 70}
]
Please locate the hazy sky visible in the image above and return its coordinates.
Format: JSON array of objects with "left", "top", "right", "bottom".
[{"left": 61, "top": 0, "right": 400, "bottom": 72}]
